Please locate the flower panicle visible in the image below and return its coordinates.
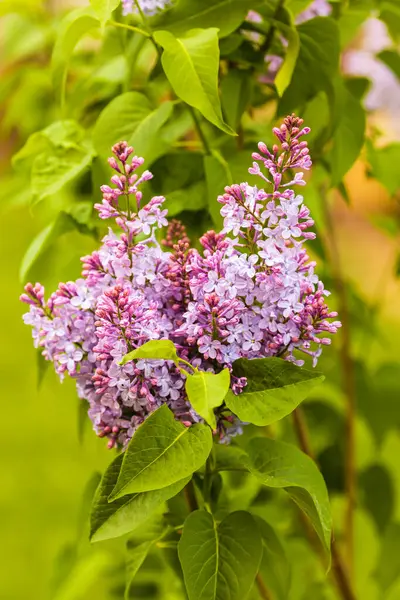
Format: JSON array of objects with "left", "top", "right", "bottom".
[{"left": 21, "top": 115, "right": 340, "bottom": 449}]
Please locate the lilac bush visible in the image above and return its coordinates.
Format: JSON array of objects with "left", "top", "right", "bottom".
[{"left": 21, "top": 115, "right": 340, "bottom": 449}]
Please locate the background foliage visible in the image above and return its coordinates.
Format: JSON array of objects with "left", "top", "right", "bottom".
[{"left": 0, "top": 0, "right": 400, "bottom": 598}]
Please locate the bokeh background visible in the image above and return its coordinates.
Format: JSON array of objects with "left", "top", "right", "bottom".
[{"left": 1, "top": 1, "right": 400, "bottom": 599}]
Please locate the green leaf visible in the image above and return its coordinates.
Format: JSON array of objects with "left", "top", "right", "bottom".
[
  {"left": 163, "top": 180, "right": 207, "bottom": 216},
  {"left": 90, "top": 453, "right": 189, "bottom": 542},
  {"left": 275, "top": 22, "right": 300, "bottom": 97},
  {"left": 178, "top": 510, "right": 263, "bottom": 600},
  {"left": 380, "top": 1, "right": 400, "bottom": 43},
  {"left": 89, "top": 0, "right": 119, "bottom": 26},
  {"left": 51, "top": 7, "right": 99, "bottom": 103},
  {"left": 204, "top": 151, "right": 232, "bottom": 228},
  {"left": 36, "top": 349, "right": 49, "bottom": 390},
  {"left": 367, "top": 141, "right": 400, "bottom": 197},
  {"left": 278, "top": 17, "right": 340, "bottom": 116},
  {"left": 154, "top": 29, "right": 235, "bottom": 135},
  {"left": 125, "top": 541, "right": 154, "bottom": 599},
  {"left": 377, "top": 50, "right": 400, "bottom": 79},
  {"left": 329, "top": 79, "right": 366, "bottom": 186},
  {"left": 253, "top": 516, "right": 291, "bottom": 600},
  {"left": 151, "top": 0, "right": 263, "bottom": 39},
  {"left": 109, "top": 405, "right": 212, "bottom": 499},
  {"left": 247, "top": 437, "right": 332, "bottom": 556},
  {"left": 185, "top": 368, "right": 230, "bottom": 429},
  {"left": 20, "top": 212, "right": 77, "bottom": 282},
  {"left": 120, "top": 339, "right": 179, "bottom": 366},
  {"left": 220, "top": 70, "right": 253, "bottom": 129},
  {"left": 92, "top": 92, "right": 174, "bottom": 164},
  {"left": 214, "top": 443, "right": 249, "bottom": 472},
  {"left": 225, "top": 358, "right": 325, "bottom": 427}
]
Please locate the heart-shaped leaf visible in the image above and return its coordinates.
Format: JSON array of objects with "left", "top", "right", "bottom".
[
  {"left": 247, "top": 437, "right": 332, "bottom": 558},
  {"left": 185, "top": 368, "right": 230, "bottom": 429},
  {"left": 90, "top": 454, "right": 189, "bottom": 543},
  {"left": 225, "top": 357, "right": 325, "bottom": 426},
  {"left": 178, "top": 510, "right": 263, "bottom": 600},
  {"left": 109, "top": 405, "right": 212, "bottom": 499},
  {"left": 154, "top": 28, "right": 235, "bottom": 135},
  {"left": 120, "top": 339, "right": 179, "bottom": 366}
]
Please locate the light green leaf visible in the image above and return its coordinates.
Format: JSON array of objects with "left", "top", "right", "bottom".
[
  {"left": 278, "top": 17, "right": 340, "bottom": 116},
  {"left": 185, "top": 368, "right": 230, "bottom": 429},
  {"left": 330, "top": 79, "right": 366, "bottom": 186},
  {"left": 89, "top": 0, "right": 119, "bottom": 26},
  {"left": 151, "top": 0, "right": 263, "bottom": 39},
  {"left": 154, "top": 29, "right": 235, "bottom": 135},
  {"left": 253, "top": 516, "right": 291, "bottom": 600},
  {"left": 120, "top": 339, "right": 179, "bottom": 366},
  {"left": 53, "top": 552, "right": 109, "bottom": 600},
  {"left": 275, "top": 22, "right": 300, "bottom": 97},
  {"left": 51, "top": 7, "right": 99, "bottom": 102},
  {"left": 31, "top": 144, "right": 93, "bottom": 202},
  {"left": 247, "top": 437, "right": 332, "bottom": 557},
  {"left": 225, "top": 358, "right": 325, "bottom": 426},
  {"left": 220, "top": 70, "right": 253, "bottom": 129},
  {"left": 109, "top": 405, "right": 212, "bottom": 499},
  {"left": 90, "top": 453, "right": 189, "bottom": 542},
  {"left": 92, "top": 92, "right": 173, "bottom": 164},
  {"left": 20, "top": 212, "right": 77, "bottom": 282},
  {"left": 178, "top": 510, "right": 263, "bottom": 600},
  {"left": 125, "top": 541, "right": 154, "bottom": 599},
  {"left": 367, "top": 141, "right": 400, "bottom": 197},
  {"left": 204, "top": 151, "right": 232, "bottom": 228}
]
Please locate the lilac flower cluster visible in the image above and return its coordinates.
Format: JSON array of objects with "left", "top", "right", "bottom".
[
  {"left": 122, "top": 0, "right": 171, "bottom": 17},
  {"left": 21, "top": 115, "right": 340, "bottom": 448}
]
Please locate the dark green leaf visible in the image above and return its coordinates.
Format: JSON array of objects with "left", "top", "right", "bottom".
[
  {"left": 214, "top": 443, "right": 249, "bottom": 472},
  {"left": 220, "top": 70, "right": 253, "bottom": 129},
  {"left": 90, "top": 453, "right": 189, "bottom": 542},
  {"left": 204, "top": 151, "right": 232, "bottom": 228},
  {"left": 329, "top": 79, "right": 366, "bottom": 186},
  {"left": 154, "top": 29, "right": 235, "bottom": 135},
  {"left": 125, "top": 541, "right": 154, "bottom": 599},
  {"left": 380, "top": 1, "right": 400, "bottom": 42},
  {"left": 178, "top": 510, "right": 263, "bottom": 600},
  {"left": 378, "top": 50, "right": 400, "bottom": 79},
  {"left": 253, "top": 516, "right": 291, "bottom": 600},
  {"left": 36, "top": 349, "right": 49, "bottom": 390},
  {"left": 278, "top": 17, "right": 340, "bottom": 115},
  {"left": 120, "top": 340, "right": 179, "bottom": 366},
  {"left": 109, "top": 405, "right": 212, "bottom": 498},
  {"left": 375, "top": 522, "right": 400, "bottom": 592},
  {"left": 163, "top": 180, "right": 207, "bottom": 216},
  {"left": 225, "top": 358, "right": 324, "bottom": 426},
  {"left": 151, "top": 0, "right": 263, "bottom": 39},
  {"left": 185, "top": 368, "right": 230, "bottom": 429},
  {"left": 247, "top": 437, "right": 332, "bottom": 556}
]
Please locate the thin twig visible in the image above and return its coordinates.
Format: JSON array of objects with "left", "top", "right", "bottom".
[
  {"left": 256, "top": 573, "right": 273, "bottom": 600},
  {"left": 183, "top": 479, "right": 198, "bottom": 513},
  {"left": 322, "top": 188, "right": 357, "bottom": 575},
  {"left": 292, "top": 409, "right": 356, "bottom": 600}
]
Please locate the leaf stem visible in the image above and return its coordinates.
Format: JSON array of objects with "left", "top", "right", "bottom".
[
  {"left": 187, "top": 105, "right": 212, "bottom": 155},
  {"left": 292, "top": 409, "right": 356, "bottom": 600},
  {"left": 108, "top": 19, "right": 150, "bottom": 37}
]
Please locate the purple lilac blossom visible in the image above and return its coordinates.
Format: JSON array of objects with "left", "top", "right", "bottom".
[
  {"left": 21, "top": 116, "right": 340, "bottom": 449},
  {"left": 122, "top": 0, "right": 171, "bottom": 17}
]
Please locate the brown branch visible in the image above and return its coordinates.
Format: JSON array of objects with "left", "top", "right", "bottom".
[
  {"left": 322, "top": 189, "right": 357, "bottom": 575},
  {"left": 256, "top": 573, "right": 273, "bottom": 600},
  {"left": 292, "top": 409, "right": 356, "bottom": 600},
  {"left": 183, "top": 479, "right": 198, "bottom": 513}
]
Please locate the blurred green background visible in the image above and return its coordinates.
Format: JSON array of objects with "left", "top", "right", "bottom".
[{"left": 1, "top": 0, "right": 400, "bottom": 599}]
